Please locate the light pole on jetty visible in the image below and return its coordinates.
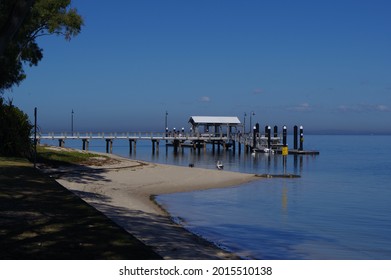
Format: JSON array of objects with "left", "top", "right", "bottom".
[
  {"left": 71, "top": 109, "right": 74, "bottom": 136},
  {"left": 243, "top": 112, "right": 247, "bottom": 134},
  {"left": 249, "top": 111, "right": 255, "bottom": 135},
  {"left": 165, "top": 110, "right": 168, "bottom": 132}
]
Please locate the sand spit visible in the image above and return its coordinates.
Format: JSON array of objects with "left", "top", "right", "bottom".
[{"left": 40, "top": 150, "right": 260, "bottom": 259}]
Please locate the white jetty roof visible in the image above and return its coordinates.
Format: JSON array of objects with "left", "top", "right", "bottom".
[{"left": 189, "top": 116, "right": 241, "bottom": 125}]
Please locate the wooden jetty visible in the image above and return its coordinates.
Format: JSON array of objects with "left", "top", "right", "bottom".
[
  {"left": 34, "top": 116, "right": 319, "bottom": 155},
  {"left": 36, "top": 128, "right": 319, "bottom": 156},
  {"left": 37, "top": 132, "right": 235, "bottom": 154}
]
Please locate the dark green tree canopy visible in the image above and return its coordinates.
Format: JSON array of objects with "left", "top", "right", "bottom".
[{"left": 0, "top": 0, "right": 83, "bottom": 93}]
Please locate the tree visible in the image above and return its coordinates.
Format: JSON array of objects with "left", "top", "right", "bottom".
[
  {"left": 0, "top": 0, "right": 83, "bottom": 93},
  {"left": 0, "top": 98, "right": 33, "bottom": 157},
  {"left": 0, "top": 0, "right": 83, "bottom": 156}
]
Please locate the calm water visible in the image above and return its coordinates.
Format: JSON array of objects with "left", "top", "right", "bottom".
[{"left": 43, "top": 135, "right": 391, "bottom": 259}]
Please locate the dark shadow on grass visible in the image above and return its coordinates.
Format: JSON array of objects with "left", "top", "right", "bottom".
[
  {"left": 0, "top": 165, "right": 161, "bottom": 260},
  {"left": 35, "top": 152, "right": 114, "bottom": 185},
  {"left": 38, "top": 165, "right": 112, "bottom": 185}
]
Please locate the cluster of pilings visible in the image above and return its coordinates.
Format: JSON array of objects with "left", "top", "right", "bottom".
[
  {"left": 282, "top": 125, "right": 306, "bottom": 154},
  {"left": 245, "top": 124, "right": 318, "bottom": 155}
]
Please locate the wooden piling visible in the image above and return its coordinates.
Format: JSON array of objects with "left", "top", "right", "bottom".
[
  {"left": 299, "top": 126, "right": 304, "bottom": 151},
  {"left": 283, "top": 125, "right": 287, "bottom": 146},
  {"left": 129, "top": 139, "right": 133, "bottom": 154},
  {"left": 82, "top": 139, "right": 89, "bottom": 151},
  {"left": 252, "top": 126, "right": 257, "bottom": 150},
  {"left": 58, "top": 139, "right": 65, "bottom": 147},
  {"left": 282, "top": 125, "right": 288, "bottom": 155},
  {"left": 294, "top": 125, "right": 298, "bottom": 150},
  {"left": 152, "top": 139, "right": 160, "bottom": 153},
  {"left": 173, "top": 139, "right": 179, "bottom": 153},
  {"left": 106, "top": 139, "right": 113, "bottom": 153},
  {"left": 267, "top": 126, "right": 271, "bottom": 148}
]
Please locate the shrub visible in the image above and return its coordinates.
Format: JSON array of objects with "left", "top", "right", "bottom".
[{"left": 0, "top": 98, "right": 33, "bottom": 157}]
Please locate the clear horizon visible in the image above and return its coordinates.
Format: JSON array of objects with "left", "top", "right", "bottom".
[{"left": 5, "top": 0, "right": 391, "bottom": 135}]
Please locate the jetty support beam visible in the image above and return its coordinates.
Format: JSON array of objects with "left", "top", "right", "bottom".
[
  {"left": 129, "top": 139, "right": 137, "bottom": 154},
  {"left": 82, "top": 139, "right": 89, "bottom": 151},
  {"left": 173, "top": 139, "right": 180, "bottom": 153},
  {"left": 152, "top": 139, "right": 160, "bottom": 154},
  {"left": 106, "top": 139, "right": 113, "bottom": 153}
]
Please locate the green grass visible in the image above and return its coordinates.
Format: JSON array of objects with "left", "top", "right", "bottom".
[
  {"left": 0, "top": 157, "right": 32, "bottom": 167},
  {"left": 0, "top": 156, "right": 161, "bottom": 260},
  {"left": 36, "top": 145, "right": 115, "bottom": 166}
]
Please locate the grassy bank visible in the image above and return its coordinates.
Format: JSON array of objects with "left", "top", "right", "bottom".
[
  {"left": 35, "top": 145, "right": 117, "bottom": 166},
  {"left": 0, "top": 153, "right": 161, "bottom": 260}
]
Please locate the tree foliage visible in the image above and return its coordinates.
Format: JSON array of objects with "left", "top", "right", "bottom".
[
  {"left": 0, "top": 0, "right": 35, "bottom": 57},
  {"left": 0, "top": 0, "right": 83, "bottom": 157},
  {"left": 0, "top": 98, "right": 33, "bottom": 157},
  {"left": 0, "top": 0, "right": 83, "bottom": 93}
]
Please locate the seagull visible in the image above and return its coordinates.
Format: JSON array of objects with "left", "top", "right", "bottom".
[{"left": 216, "top": 161, "right": 224, "bottom": 170}]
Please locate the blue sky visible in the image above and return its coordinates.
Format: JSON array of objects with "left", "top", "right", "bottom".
[{"left": 6, "top": 0, "right": 391, "bottom": 134}]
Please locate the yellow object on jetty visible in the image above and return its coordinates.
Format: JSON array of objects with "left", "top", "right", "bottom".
[{"left": 282, "top": 146, "right": 288, "bottom": 156}]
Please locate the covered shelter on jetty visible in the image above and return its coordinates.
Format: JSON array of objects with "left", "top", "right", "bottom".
[{"left": 188, "top": 116, "right": 241, "bottom": 138}]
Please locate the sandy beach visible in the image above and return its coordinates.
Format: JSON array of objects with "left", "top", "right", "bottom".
[{"left": 41, "top": 149, "right": 260, "bottom": 259}]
